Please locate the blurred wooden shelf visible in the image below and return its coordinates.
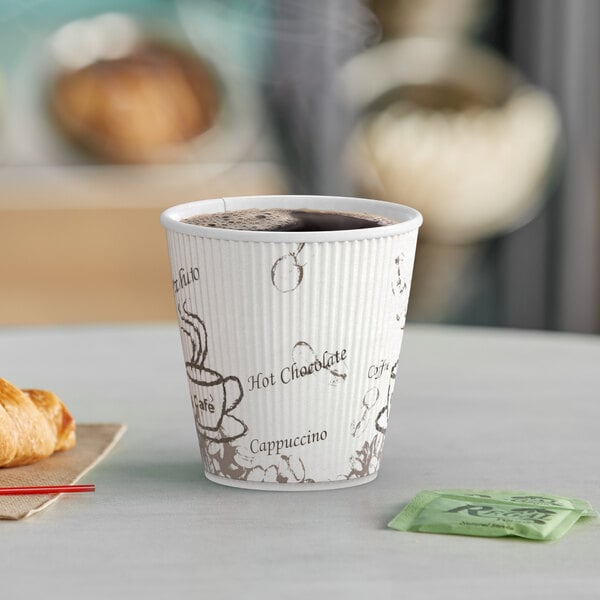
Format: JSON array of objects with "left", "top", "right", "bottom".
[{"left": 0, "top": 162, "right": 287, "bottom": 325}]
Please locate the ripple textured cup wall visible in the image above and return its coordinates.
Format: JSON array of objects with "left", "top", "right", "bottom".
[{"left": 161, "top": 195, "right": 422, "bottom": 490}]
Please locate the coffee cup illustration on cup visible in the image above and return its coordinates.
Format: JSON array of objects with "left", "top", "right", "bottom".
[{"left": 178, "top": 301, "right": 247, "bottom": 443}]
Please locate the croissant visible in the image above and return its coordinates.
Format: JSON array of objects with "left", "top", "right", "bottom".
[{"left": 0, "top": 378, "right": 76, "bottom": 468}]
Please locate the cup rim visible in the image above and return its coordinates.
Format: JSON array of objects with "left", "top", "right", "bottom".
[{"left": 160, "top": 195, "right": 423, "bottom": 242}]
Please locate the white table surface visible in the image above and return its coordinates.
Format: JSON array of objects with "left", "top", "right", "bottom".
[{"left": 1, "top": 323, "right": 599, "bottom": 599}]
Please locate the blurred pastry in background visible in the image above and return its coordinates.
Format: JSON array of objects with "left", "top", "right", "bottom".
[{"left": 50, "top": 42, "right": 220, "bottom": 163}]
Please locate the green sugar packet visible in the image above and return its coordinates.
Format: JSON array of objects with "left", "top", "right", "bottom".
[{"left": 388, "top": 490, "right": 596, "bottom": 541}]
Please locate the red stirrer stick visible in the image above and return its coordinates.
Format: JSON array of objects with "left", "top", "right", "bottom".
[{"left": 0, "top": 484, "right": 95, "bottom": 496}]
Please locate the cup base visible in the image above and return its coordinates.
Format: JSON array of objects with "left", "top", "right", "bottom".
[{"left": 204, "top": 471, "right": 378, "bottom": 491}]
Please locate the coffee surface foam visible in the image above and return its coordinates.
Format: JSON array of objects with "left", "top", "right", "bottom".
[{"left": 182, "top": 208, "right": 396, "bottom": 232}]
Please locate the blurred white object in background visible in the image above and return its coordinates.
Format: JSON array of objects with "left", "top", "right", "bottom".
[
  {"left": 341, "top": 37, "right": 561, "bottom": 244},
  {"left": 49, "top": 12, "right": 142, "bottom": 70},
  {"left": 370, "top": 0, "right": 492, "bottom": 39}
]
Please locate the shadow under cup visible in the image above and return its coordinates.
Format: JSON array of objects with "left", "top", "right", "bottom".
[{"left": 161, "top": 195, "right": 422, "bottom": 490}]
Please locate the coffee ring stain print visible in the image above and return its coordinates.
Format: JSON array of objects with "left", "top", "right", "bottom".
[
  {"left": 344, "top": 433, "right": 385, "bottom": 480},
  {"left": 204, "top": 440, "right": 316, "bottom": 484},
  {"left": 351, "top": 387, "right": 380, "bottom": 438},
  {"left": 178, "top": 300, "right": 247, "bottom": 444},
  {"left": 375, "top": 358, "right": 398, "bottom": 435},
  {"left": 344, "top": 358, "right": 399, "bottom": 479},
  {"left": 271, "top": 243, "right": 306, "bottom": 293},
  {"left": 393, "top": 253, "right": 409, "bottom": 327},
  {"left": 291, "top": 341, "right": 348, "bottom": 383}
]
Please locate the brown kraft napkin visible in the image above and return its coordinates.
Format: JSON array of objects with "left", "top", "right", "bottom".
[{"left": 0, "top": 423, "right": 126, "bottom": 520}]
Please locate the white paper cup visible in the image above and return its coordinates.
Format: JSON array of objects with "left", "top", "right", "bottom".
[{"left": 161, "top": 195, "right": 422, "bottom": 490}]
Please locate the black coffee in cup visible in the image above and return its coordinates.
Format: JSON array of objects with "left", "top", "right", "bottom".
[{"left": 182, "top": 208, "right": 396, "bottom": 232}]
